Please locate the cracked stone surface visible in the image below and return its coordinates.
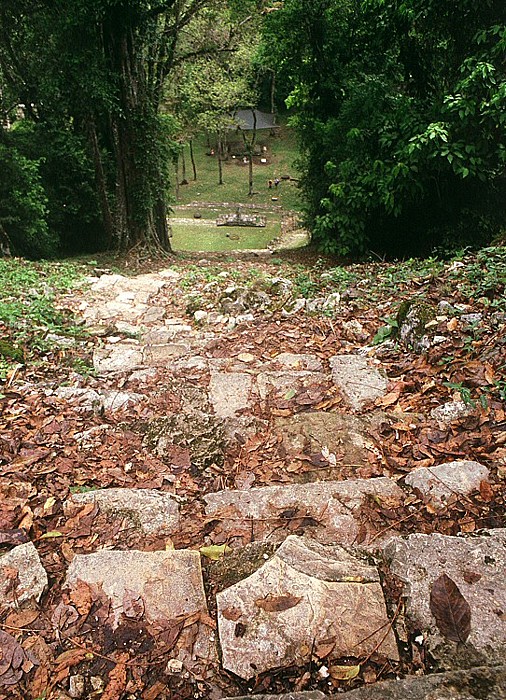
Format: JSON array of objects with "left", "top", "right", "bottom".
[
  {"left": 383, "top": 529, "right": 506, "bottom": 668},
  {"left": 204, "top": 478, "right": 403, "bottom": 545},
  {"left": 404, "top": 460, "right": 490, "bottom": 506},
  {"left": 0, "top": 542, "right": 48, "bottom": 608},
  {"left": 256, "top": 371, "right": 328, "bottom": 401},
  {"left": 55, "top": 387, "right": 143, "bottom": 412},
  {"left": 209, "top": 371, "right": 253, "bottom": 417},
  {"left": 274, "top": 411, "right": 386, "bottom": 469},
  {"left": 93, "top": 342, "right": 144, "bottom": 373},
  {"left": 329, "top": 355, "right": 389, "bottom": 410},
  {"left": 327, "top": 666, "right": 506, "bottom": 699},
  {"left": 269, "top": 353, "right": 324, "bottom": 372},
  {"left": 65, "top": 488, "right": 180, "bottom": 535},
  {"left": 65, "top": 549, "right": 215, "bottom": 672},
  {"left": 217, "top": 536, "right": 398, "bottom": 679}
]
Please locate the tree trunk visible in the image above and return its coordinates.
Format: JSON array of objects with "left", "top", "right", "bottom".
[
  {"left": 102, "top": 12, "right": 170, "bottom": 253},
  {"left": 189, "top": 138, "right": 197, "bottom": 180},
  {"left": 87, "top": 117, "right": 114, "bottom": 248},
  {"left": 181, "top": 143, "right": 188, "bottom": 184},
  {"left": 270, "top": 70, "right": 277, "bottom": 125},
  {"left": 217, "top": 132, "right": 224, "bottom": 185}
]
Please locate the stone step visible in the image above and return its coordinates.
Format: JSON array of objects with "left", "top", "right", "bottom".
[
  {"left": 204, "top": 477, "right": 403, "bottom": 545},
  {"left": 223, "top": 666, "right": 506, "bottom": 699},
  {"left": 216, "top": 535, "right": 398, "bottom": 680},
  {"left": 382, "top": 528, "right": 506, "bottom": 669}
]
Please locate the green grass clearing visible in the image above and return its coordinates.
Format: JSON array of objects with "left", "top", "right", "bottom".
[
  {"left": 171, "top": 220, "right": 280, "bottom": 251},
  {"left": 172, "top": 126, "right": 302, "bottom": 213}
]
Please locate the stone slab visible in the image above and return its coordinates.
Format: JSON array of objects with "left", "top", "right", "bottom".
[
  {"left": 383, "top": 530, "right": 506, "bottom": 668},
  {"left": 93, "top": 343, "right": 144, "bottom": 373},
  {"left": 404, "top": 460, "right": 489, "bottom": 506},
  {"left": 256, "top": 371, "right": 327, "bottom": 401},
  {"left": 143, "top": 343, "right": 192, "bottom": 365},
  {"left": 430, "top": 401, "right": 476, "bottom": 426},
  {"left": 204, "top": 478, "right": 403, "bottom": 545},
  {"left": 327, "top": 666, "right": 506, "bottom": 699},
  {"left": 329, "top": 355, "right": 388, "bottom": 410},
  {"left": 217, "top": 536, "right": 398, "bottom": 679},
  {"left": 0, "top": 542, "right": 48, "bottom": 608},
  {"left": 55, "top": 387, "right": 143, "bottom": 412},
  {"left": 274, "top": 412, "right": 384, "bottom": 467},
  {"left": 209, "top": 372, "right": 253, "bottom": 418},
  {"left": 65, "top": 549, "right": 215, "bottom": 671},
  {"left": 66, "top": 488, "right": 180, "bottom": 535},
  {"left": 224, "top": 694, "right": 326, "bottom": 700},
  {"left": 271, "top": 353, "right": 324, "bottom": 372}
]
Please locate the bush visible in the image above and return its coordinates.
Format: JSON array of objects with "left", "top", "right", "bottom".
[{"left": 0, "top": 139, "right": 58, "bottom": 259}]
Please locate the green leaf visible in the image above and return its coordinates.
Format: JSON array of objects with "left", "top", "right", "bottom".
[{"left": 200, "top": 544, "right": 231, "bottom": 560}]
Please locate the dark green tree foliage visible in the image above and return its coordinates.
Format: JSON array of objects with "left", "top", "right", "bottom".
[
  {"left": 0, "top": 131, "right": 57, "bottom": 259},
  {"left": 0, "top": 1, "right": 207, "bottom": 255},
  {"left": 262, "top": 0, "right": 506, "bottom": 256}
]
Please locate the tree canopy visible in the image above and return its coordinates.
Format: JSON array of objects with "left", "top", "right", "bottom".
[{"left": 261, "top": 0, "right": 506, "bottom": 256}]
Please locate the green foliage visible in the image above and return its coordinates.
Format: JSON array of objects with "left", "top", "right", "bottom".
[
  {"left": 0, "top": 138, "right": 58, "bottom": 259},
  {"left": 0, "top": 258, "right": 85, "bottom": 378},
  {"left": 261, "top": 0, "right": 506, "bottom": 257}
]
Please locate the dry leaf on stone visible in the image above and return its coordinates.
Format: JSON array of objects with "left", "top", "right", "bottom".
[
  {"left": 122, "top": 589, "right": 145, "bottom": 619},
  {"left": 69, "top": 579, "right": 94, "bottom": 617},
  {"left": 430, "top": 573, "right": 471, "bottom": 643},
  {"left": 254, "top": 593, "right": 302, "bottom": 612},
  {"left": 222, "top": 607, "right": 242, "bottom": 621}
]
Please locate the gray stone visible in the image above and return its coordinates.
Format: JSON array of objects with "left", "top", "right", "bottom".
[
  {"left": 143, "top": 343, "right": 192, "bottom": 365},
  {"left": 141, "top": 306, "right": 166, "bottom": 323},
  {"left": 327, "top": 666, "right": 506, "bottom": 699},
  {"left": 224, "top": 693, "right": 326, "bottom": 700},
  {"left": 404, "top": 460, "right": 489, "bottom": 506},
  {"left": 383, "top": 529, "right": 506, "bottom": 668},
  {"left": 281, "top": 298, "right": 306, "bottom": 317},
  {"left": 204, "top": 477, "right": 403, "bottom": 545},
  {"left": 330, "top": 355, "right": 389, "bottom": 410},
  {"left": 217, "top": 536, "right": 398, "bottom": 679},
  {"left": 55, "top": 387, "right": 142, "bottom": 412},
  {"left": 271, "top": 353, "right": 323, "bottom": 372},
  {"left": 256, "top": 371, "right": 327, "bottom": 401},
  {"left": 397, "top": 300, "right": 437, "bottom": 352},
  {"left": 430, "top": 401, "right": 476, "bottom": 426},
  {"left": 274, "top": 411, "right": 385, "bottom": 468},
  {"left": 54, "top": 387, "right": 102, "bottom": 412},
  {"left": 145, "top": 411, "right": 227, "bottom": 470},
  {"left": 66, "top": 488, "right": 180, "bottom": 535},
  {"left": 93, "top": 343, "right": 144, "bottom": 373},
  {"left": 209, "top": 372, "right": 253, "bottom": 418},
  {"left": 65, "top": 549, "right": 215, "bottom": 671},
  {"left": 68, "top": 675, "right": 85, "bottom": 699},
  {"left": 0, "top": 542, "right": 48, "bottom": 607}
]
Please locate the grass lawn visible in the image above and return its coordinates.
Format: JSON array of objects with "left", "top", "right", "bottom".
[
  {"left": 170, "top": 219, "right": 280, "bottom": 251},
  {"left": 172, "top": 126, "right": 302, "bottom": 213}
]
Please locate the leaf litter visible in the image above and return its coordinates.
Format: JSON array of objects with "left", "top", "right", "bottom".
[{"left": 0, "top": 248, "right": 505, "bottom": 697}]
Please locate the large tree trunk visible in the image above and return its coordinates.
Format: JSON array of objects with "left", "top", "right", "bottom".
[{"left": 102, "top": 10, "right": 171, "bottom": 253}]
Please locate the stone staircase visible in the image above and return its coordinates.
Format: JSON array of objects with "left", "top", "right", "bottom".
[{"left": 3, "top": 267, "right": 505, "bottom": 699}]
